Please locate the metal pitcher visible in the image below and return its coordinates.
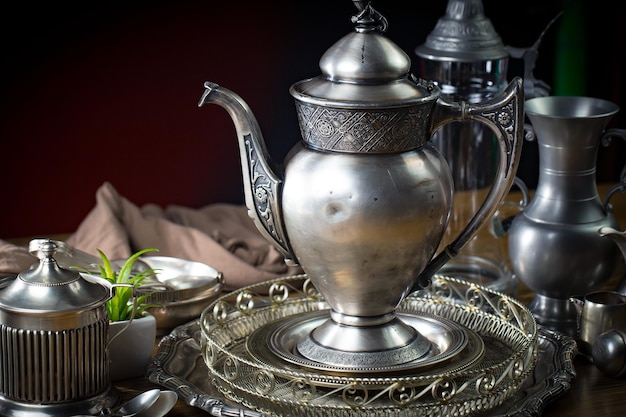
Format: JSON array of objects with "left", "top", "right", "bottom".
[
  {"left": 508, "top": 96, "right": 626, "bottom": 336},
  {"left": 198, "top": 1, "right": 524, "bottom": 369}
]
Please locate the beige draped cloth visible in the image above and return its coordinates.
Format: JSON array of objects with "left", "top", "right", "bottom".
[{"left": 0, "top": 182, "right": 302, "bottom": 290}]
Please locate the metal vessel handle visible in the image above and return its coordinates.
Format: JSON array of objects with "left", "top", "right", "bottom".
[
  {"left": 414, "top": 77, "right": 524, "bottom": 290},
  {"left": 601, "top": 129, "right": 626, "bottom": 211}
]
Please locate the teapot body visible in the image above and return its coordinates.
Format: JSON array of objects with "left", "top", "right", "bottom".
[
  {"left": 199, "top": 77, "right": 523, "bottom": 367},
  {"left": 283, "top": 142, "right": 452, "bottom": 316}
]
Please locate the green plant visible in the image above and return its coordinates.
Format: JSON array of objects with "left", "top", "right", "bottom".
[{"left": 80, "top": 248, "right": 161, "bottom": 322}]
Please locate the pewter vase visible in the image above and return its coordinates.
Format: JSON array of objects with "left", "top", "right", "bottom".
[{"left": 508, "top": 96, "right": 626, "bottom": 336}]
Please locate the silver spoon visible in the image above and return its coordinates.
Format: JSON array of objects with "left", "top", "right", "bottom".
[
  {"left": 106, "top": 389, "right": 161, "bottom": 417},
  {"left": 133, "top": 390, "right": 178, "bottom": 417},
  {"left": 69, "top": 389, "right": 162, "bottom": 417}
]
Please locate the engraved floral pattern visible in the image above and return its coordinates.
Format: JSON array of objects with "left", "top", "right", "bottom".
[{"left": 295, "top": 102, "right": 430, "bottom": 153}]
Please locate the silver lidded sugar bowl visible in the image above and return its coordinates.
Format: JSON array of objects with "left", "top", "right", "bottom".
[
  {"left": 0, "top": 239, "right": 119, "bottom": 416},
  {"left": 199, "top": 0, "right": 524, "bottom": 370}
]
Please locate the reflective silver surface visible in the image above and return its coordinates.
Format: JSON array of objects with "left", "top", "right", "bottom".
[
  {"left": 50, "top": 240, "right": 224, "bottom": 303},
  {"left": 195, "top": 275, "right": 538, "bottom": 417},
  {"left": 415, "top": 1, "right": 513, "bottom": 296},
  {"left": 250, "top": 310, "right": 481, "bottom": 375},
  {"left": 138, "top": 256, "right": 225, "bottom": 334},
  {"left": 571, "top": 291, "right": 626, "bottom": 359},
  {"left": 198, "top": 1, "right": 524, "bottom": 367},
  {"left": 132, "top": 390, "right": 178, "bottom": 417},
  {"left": 508, "top": 96, "right": 626, "bottom": 336},
  {"left": 150, "top": 319, "right": 574, "bottom": 417},
  {"left": 600, "top": 226, "right": 626, "bottom": 295},
  {"left": 592, "top": 329, "right": 626, "bottom": 378},
  {"left": 47, "top": 239, "right": 225, "bottom": 333},
  {"left": 415, "top": 0, "right": 508, "bottom": 62},
  {"left": 0, "top": 239, "right": 117, "bottom": 417},
  {"left": 138, "top": 256, "right": 223, "bottom": 302},
  {"left": 106, "top": 389, "right": 159, "bottom": 416}
]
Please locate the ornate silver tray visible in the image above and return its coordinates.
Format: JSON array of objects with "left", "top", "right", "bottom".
[{"left": 147, "top": 275, "right": 575, "bottom": 417}]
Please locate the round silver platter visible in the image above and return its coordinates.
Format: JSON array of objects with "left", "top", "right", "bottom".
[
  {"left": 249, "top": 310, "right": 485, "bottom": 379},
  {"left": 199, "top": 275, "right": 539, "bottom": 417}
]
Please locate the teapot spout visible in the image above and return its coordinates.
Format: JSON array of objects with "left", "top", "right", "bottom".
[
  {"left": 198, "top": 82, "right": 296, "bottom": 265},
  {"left": 600, "top": 226, "right": 626, "bottom": 260},
  {"left": 600, "top": 226, "right": 626, "bottom": 295}
]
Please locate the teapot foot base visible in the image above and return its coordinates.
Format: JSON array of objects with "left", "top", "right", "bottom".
[
  {"left": 297, "top": 315, "right": 431, "bottom": 368},
  {"left": 252, "top": 309, "right": 477, "bottom": 374}
]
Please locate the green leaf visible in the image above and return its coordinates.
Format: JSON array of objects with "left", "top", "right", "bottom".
[
  {"left": 87, "top": 247, "right": 161, "bottom": 322},
  {"left": 97, "top": 249, "right": 116, "bottom": 280}
]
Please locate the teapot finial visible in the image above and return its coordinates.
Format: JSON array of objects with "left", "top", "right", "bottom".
[{"left": 351, "top": 1, "right": 388, "bottom": 33}]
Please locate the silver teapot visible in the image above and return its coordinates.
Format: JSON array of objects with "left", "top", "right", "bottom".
[{"left": 199, "top": 1, "right": 524, "bottom": 368}]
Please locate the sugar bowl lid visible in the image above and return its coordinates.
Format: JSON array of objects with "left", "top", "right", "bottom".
[
  {"left": 290, "top": 1, "right": 436, "bottom": 108},
  {"left": 0, "top": 239, "right": 110, "bottom": 316}
]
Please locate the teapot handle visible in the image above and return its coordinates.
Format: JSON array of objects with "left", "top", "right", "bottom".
[{"left": 414, "top": 77, "right": 524, "bottom": 290}]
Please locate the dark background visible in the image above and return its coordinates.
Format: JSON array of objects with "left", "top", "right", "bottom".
[{"left": 1, "top": 0, "right": 624, "bottom": 238}]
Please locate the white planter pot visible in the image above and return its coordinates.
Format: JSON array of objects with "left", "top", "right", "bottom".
[{"left": 108, "top": 313, "right": 157, "bottom": 381}]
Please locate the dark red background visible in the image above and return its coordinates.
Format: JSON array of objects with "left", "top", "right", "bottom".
[{"left": 1, "top": 0, "right": 624, "bottom": 238}]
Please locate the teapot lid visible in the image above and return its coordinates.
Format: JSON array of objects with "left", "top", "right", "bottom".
[
  {"left": 290, "top": 1, "right": 437, "bottom": 108},
  {"left": 0, "top": 239, "right": 110, "bottom": 314},
  {"left": 415, "top": 0, "right": 508, "bottom": 62}
]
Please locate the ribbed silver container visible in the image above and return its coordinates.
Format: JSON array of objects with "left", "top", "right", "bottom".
[{"left": 0, "top": 239, "right": 118, "bottom": 416}]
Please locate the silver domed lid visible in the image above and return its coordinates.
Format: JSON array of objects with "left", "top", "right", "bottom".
[
  {"left": 0, "top": 239, "right": 110, "bottom": 315},
  {"left": 290, "top": 1, "right": 436, "bottom": 108},
  {"left": 415, "top": 0, "right": 508, "bottom": 62}
]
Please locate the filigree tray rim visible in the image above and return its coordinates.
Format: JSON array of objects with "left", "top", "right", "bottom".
[
  {"left": 147, "top": 319, "right": 576, "bottom": 417},
  {"left": 200, "top": 275, "right": 537, "bottom": 416},
  {"left": 200, "top": 275, "right": 536, "bottom": 384},
  {"left": 147, "top": 275, "right": 576, "bottom": 417}
]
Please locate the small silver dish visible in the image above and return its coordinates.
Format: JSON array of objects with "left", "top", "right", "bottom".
[
  {"left": 48, "top": 240, "right": 225, "bottom": 333},
  {"left": 139, "top": 256, "right": 224, "bottom": 334},
  {"left": 139, "top": 256, "right": 224, "bottom": 303}
]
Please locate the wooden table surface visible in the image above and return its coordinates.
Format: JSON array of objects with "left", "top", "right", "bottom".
[{"left": 14, "top": 183, "right": 626, "bottom": 416}]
